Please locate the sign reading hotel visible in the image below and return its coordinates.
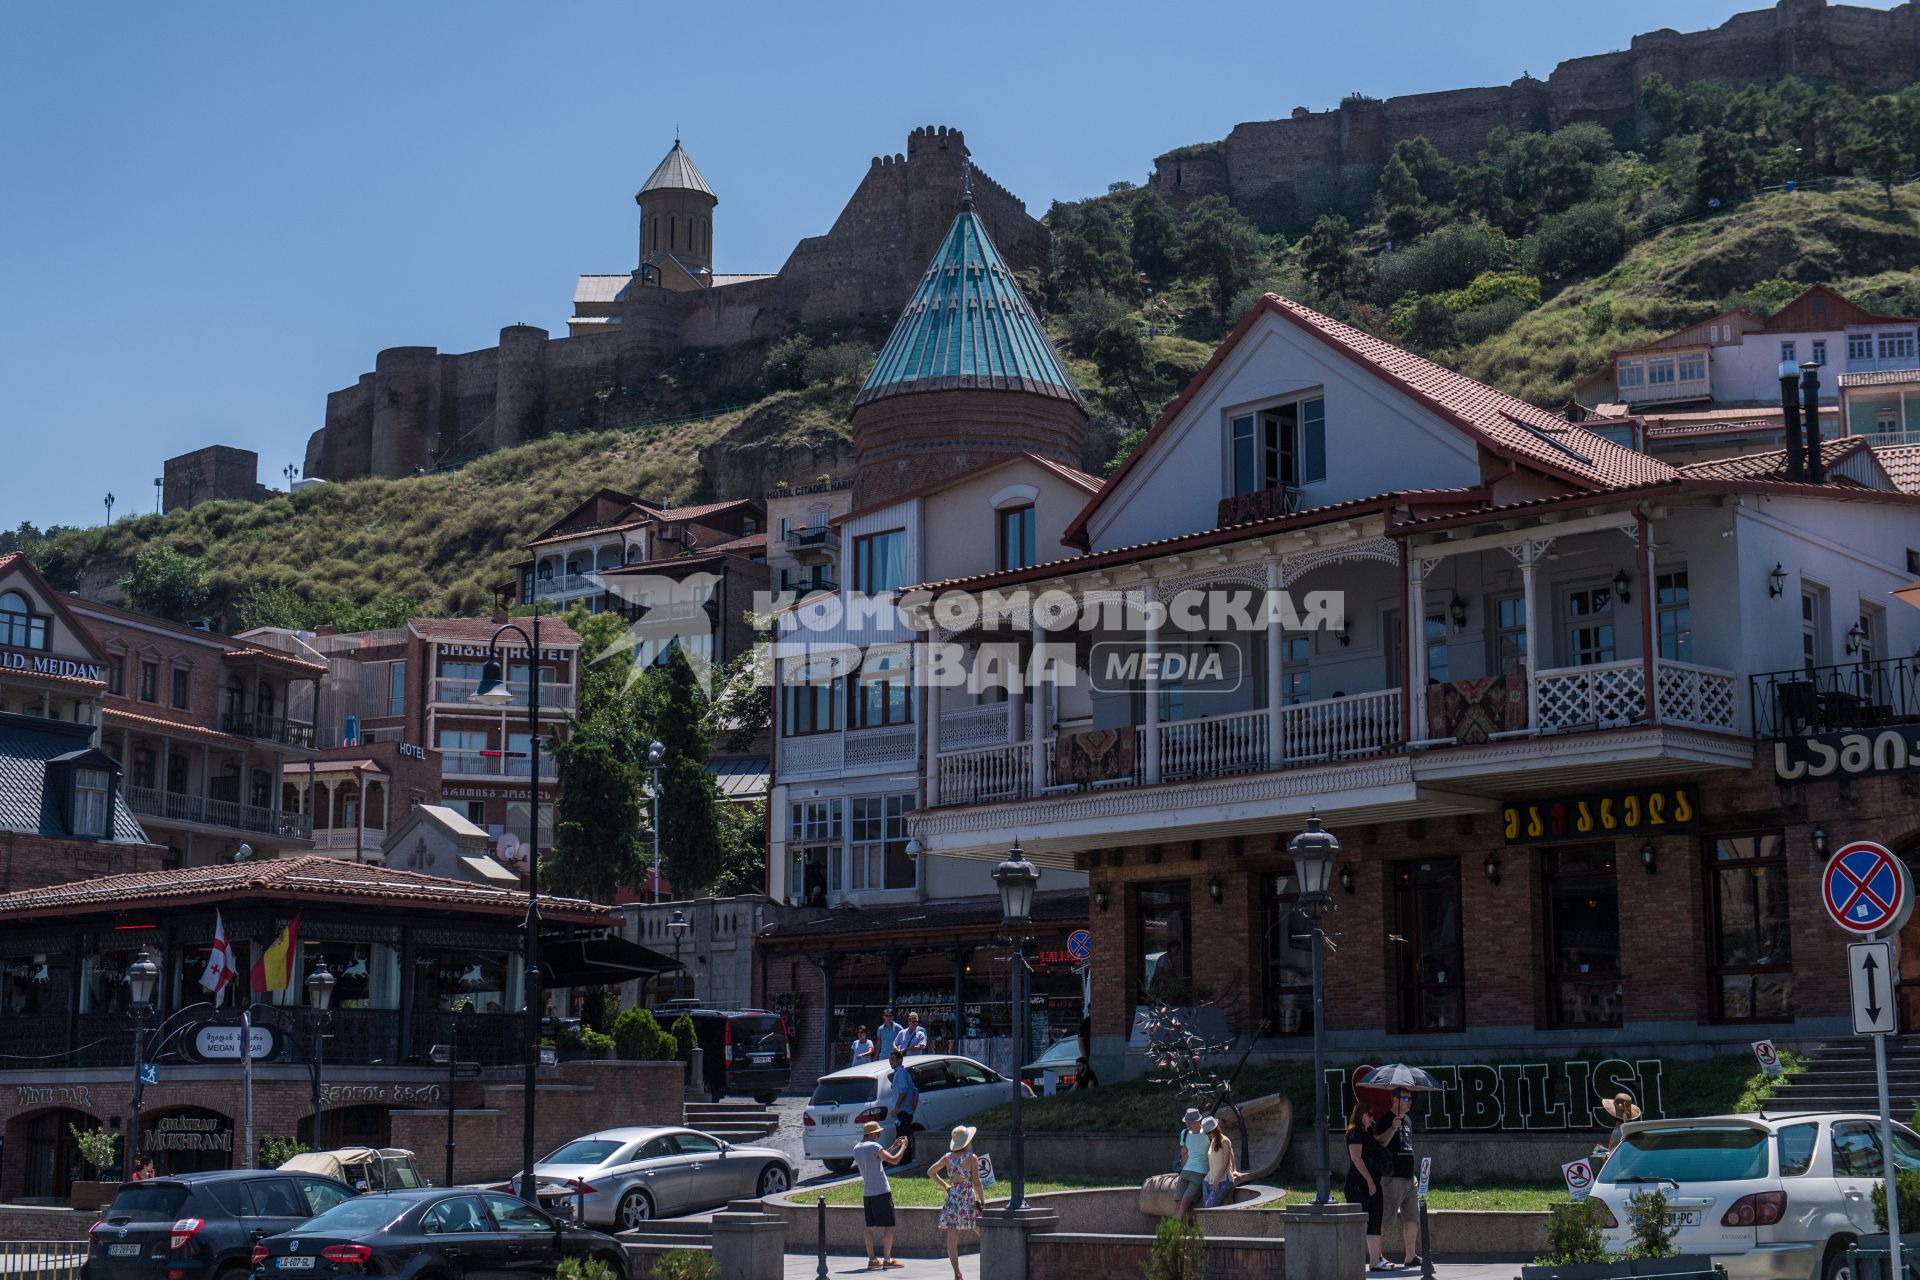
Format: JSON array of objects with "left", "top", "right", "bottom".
[
  {"left": 438, "top": 643, "right": 570, "bottom": 662},
  {"left": 0, "top": 648, "right": 104, "bottom": 682},
  {"left": 1503, "top": 783, "right": 1697, "bottom": 844},
  {"left": 1775, "top": 727, "right": 1920, "bottom": 781}
]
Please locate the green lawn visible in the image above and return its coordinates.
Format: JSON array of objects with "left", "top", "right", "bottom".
[
  {"left": 1260, "top": 1182, "right": 1564, "bottom": 1212},
  {"left": 793, "top": 1176, "right": 1561, "bottom": 1212},
  {"left": 794, "top": 1177, "right": 1112, "bottom": 1209}
]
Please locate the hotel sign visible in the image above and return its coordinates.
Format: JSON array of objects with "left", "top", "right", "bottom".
[
  {"left": 0, "top": 649, "right": 104, "bottom": 682},
  {"left": 1503, "top": 783, "right": 1698, "bottom": 844},
  {"left": 438, "top": 644, "right": 569, "bottom": 662},
  {"left": 1775, "top": 727, "right": 1920, "bottom": 781}
]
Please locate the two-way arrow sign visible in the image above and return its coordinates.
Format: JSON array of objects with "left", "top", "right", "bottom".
[{"left": 1850, "top": 939, "right": 1897, "bottom": 1036}]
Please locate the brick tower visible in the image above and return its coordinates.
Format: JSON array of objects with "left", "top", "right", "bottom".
[
  {"left": 849, "top": 185, "right": 1088, "bottom": 508},
  {"left": 635, "top": 139, "right": 716, "bottom": 291}
]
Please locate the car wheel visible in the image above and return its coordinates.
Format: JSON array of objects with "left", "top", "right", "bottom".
[
  {"left": 756, "top": 1164, "right": 791, "bottom": 1198},
  {"left": 1823, "top": 1238, "right": 1856, "bottom": 1280},
  {"left": 823, "top": 1159, "right": 853, "bottom": 1174},
  {"left": 754, "top": 1093, "right": 779, "bottom": 1106},
  {"left": 616, "top": 1188, "right": 655, "bottom": 1230}
]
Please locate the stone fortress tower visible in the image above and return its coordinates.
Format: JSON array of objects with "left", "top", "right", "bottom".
[
  {"left": 849, "top": 180, "right": 1088, "bottom": 508},
  {"left": 302, "top": 126, "right": 1050, "bottom": 482}
]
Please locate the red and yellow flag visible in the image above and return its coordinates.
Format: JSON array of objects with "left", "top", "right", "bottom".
[{"left": 251, "top": 912, "right": 301, "bottom": 993}]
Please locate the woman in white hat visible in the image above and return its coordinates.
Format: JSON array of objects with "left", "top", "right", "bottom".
[
  {"left": 929, "top": 1124, "right": 985, "bottom": 1280},
  {"left": 1601, "top": 1091, "right": 1642, "bottom": 1164}
]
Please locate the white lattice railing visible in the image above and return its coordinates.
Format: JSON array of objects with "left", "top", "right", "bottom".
[
  {"left": 939, "top": 703, "right": 1018, "bottom": 751},
  {"left": 1158, "top": 708, "right": 1269, "bottom": 780},
  {"left": 1536, "top": 661, "right": 1646, "bottom": 731},
  {"left": 1280, "top": 688, "right": 1402, "bottom": 763},
  {"left": 1653, "top": 659, "right": 1738, "bottom": 730},
  {"left": 937, "top": 742, "right": 1032, "bottom": 806},
  {"left": 845, "top": 725, "right": 917, "bottom": 769},
  {"left": 779, "top": 733, "right": 844, "bottom": 777}
]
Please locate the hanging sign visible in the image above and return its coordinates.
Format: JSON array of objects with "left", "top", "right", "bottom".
[
  {"left": 1502, "top": 783, "right": 1697, "bottom": 844},
  {"left": 189, "top": 1023, "right": 278, "bottom": 1061}
]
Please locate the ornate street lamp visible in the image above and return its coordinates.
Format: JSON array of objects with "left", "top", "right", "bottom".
[
  {"left": 126, "top": 949, "right": 161, "bottom": 1177},
  {"left": 647, "top": 741, "right": 666, "bottom": 905},
  {"left": 993, "top": 841, "right": 1041, "bottom": 1213},
  {"left": 1287, "top": 815, "right": 1340, "bottom": 1206},
  {"left": 667, "top": 908, "right": 691, "bottom": 1001},
  {"left": 305, "top": 960, "right": 336, "bottom": 1149}
]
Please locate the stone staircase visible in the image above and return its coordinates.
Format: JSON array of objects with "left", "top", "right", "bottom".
[
  {"left": 619, "top": 1216, "right": 714, "bottom": 1253},
  {"left": 1768, "top": 1037, "right": 1920, "bottom": 1115},
  {"left": 684, "top": 1099, "right": 781, "bottom": 1143}
]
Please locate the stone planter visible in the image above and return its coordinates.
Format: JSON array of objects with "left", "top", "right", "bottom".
[
  {"left": 1846, "top": 1234, "right": 1920, "bottom": 1280},
  {"left": 1520, "top": 1259, "right": 1723, "bottom": 1279},
  {"left": 69, "top": 1180, "right": 120, "bottom": 1211}
]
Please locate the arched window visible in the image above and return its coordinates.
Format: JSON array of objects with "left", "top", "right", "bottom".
[
  {"left": 0, "top": 591, "right": 49, "bottom": 651},
  {"left": 650, "top": 216, "right": 658, "bottom": 253},
  {"left": 670, "top": 216, "right": 677, "bottom": 251}
]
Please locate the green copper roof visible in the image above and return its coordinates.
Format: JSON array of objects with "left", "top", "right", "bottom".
[
  {"left": 855, "top": 202, "right": 1086, "bottom": 409},
  {"left": 638, "top": 140, "right": 715, "bottom": 200}
]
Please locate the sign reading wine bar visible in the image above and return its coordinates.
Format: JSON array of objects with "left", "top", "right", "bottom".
[{"left": 1502, "top": 782, "right": 1698, "bottom": 845}]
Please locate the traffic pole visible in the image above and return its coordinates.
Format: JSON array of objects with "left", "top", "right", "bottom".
[{"left": 1878, "top": 1030, "right": 1902, "bottom": 1271}]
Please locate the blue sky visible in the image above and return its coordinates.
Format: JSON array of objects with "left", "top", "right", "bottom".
[{"left": 0, "top": 1, "right": 1895, "bottom": 529}]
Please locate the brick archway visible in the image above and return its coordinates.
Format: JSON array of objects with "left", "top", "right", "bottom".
[
  {"left": 6, "top": 1105, "right": 103, "bottom": 1200},
  {"left": 142, "top": 1104, "right": 236, "bottom": 1178}
]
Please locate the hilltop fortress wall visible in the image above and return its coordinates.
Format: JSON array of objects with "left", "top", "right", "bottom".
[
  {"left": 306, "top": 126, "right": 1046, "bottom": 481},
  {"left": 1149, "top": 0, "right": 1920, "bottom": 228}
]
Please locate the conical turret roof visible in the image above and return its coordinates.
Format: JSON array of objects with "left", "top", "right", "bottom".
[
  {"left": 855, "top": 203, "right": 1085, "bottom": 409},
  {"left": 638, "top": 140, "right": 715, "bottom": 200}
]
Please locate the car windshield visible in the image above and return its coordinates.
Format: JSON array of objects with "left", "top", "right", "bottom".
[
  {"left": 1598, "top": 1124, "right": 1770, "bottom": 1184},
  {"left": 541, "top": 1140, "right": 624, "bottom": 1166},
  {"left": 733, "top": 1016, "right": 785, "bottom": 1056},
  {"left": 106, "top": 1184, "right": 192, "bottom": 1223},
  {"left": 298, "top": 1198, "right": 409, "bottom": 1235},
  {"left": 811, "top": 1078, "right": 877, "bottom": 1107},
  {"left": 1036, "top": 1041, "right": 1079, "bottom": 1064}
]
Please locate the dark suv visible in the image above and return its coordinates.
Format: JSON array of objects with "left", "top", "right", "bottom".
[
  {"left": 663, "top": 1006, "right": 791, "bottom": 1103},
  {"left": 85, "top": 1169, "right": 356, "bottom": 1280}
]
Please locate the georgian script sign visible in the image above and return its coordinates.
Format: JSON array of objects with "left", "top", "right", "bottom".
[
  {"left": 438, "top": 644, "right": 569, "bottom": 662},
  {"left": 146, "top": 1116, "right": 231, "bottom": 1152},
  {"left": 1324, "top": 1058, "right": 1664, "bottom": 1133},
  {"left": 0, "top": 650, "right": 105, "bottom": 682},
  {"left": 190, "top": 1024, "right": 278, "bottom": 1062},
  {"left": 17, "top": 1084, "right": 94, "bottom": 1108},
  {"left": 1503, "top": 784, "right": 1698, "bottom": 844},
  {"left": 1775, "top": 727, "right": 1920, "bottom": 781},
  {"left": 320, "top": 1083, "right": 446, "bottom": 1105}
]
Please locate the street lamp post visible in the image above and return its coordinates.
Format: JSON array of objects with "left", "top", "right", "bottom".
[
  {"left": 667, "top": 908, "right": 690, "bottom": 1001},
  {"left": 992, "top": 842, "right": 1041, "bottom": 1214},
  {"left": 1286, "top": 815, "right": 1341, "bottom": 1206},
  {"left": 647, "top": 741, "right": 665, "bottom": 904},
  {"left": 469, "top": 614, "right": 546, "bottom": 1201},
  {"left": 305, "top": 961, "right": 336, "bottom": 1149},
  {"left": 125, "top": 949, "right": 161, "bottom": 1177}
]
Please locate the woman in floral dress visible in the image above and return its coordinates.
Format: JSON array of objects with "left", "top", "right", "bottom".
[{"left": 929, "top": 1124, "right": 985, "bottom": 1280}]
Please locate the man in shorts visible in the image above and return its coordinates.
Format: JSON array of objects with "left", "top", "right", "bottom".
[
  {"left": 852, "top": 1120, "right": 908, "bottom": 1269},
  {"left": 1175, "top": 1106, "right": 1209, "bottom": 1218},
  {"left": 1374, "top": 1088, "right": 1421, "bottom": 1268}
]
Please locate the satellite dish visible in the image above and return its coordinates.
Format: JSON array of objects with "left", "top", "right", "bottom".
[
  {"left": 233, "top": 843, "right": 254, "bottom": 862},
  {"left": 498, "top": 832, "right": 523, "bottom": 865}
]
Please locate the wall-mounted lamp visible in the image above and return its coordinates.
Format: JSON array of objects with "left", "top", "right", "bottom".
[
  {"left": 1339, "top": 864, "right": 1356, "bottom": 896},
  {"left": 1812, "top": 825, "right": 1829, "bottom": 858},
  {"left": 1448, "top": 596, "right": 1468, "bottom": 631},
  {"left": 1093, "top": 886, "right": 1110, "bottom": 913},
  {"left": 1207, "top": 875, "right": 1224, "bottom": 905},
  {"left": 1768, "top": 563, "right": 1787, "bottom": 598},
  {"left": 1639, "top": 840, "right": 1657, "bottom": 875},
  {"left": 905, "top": 836, "right": 924, "bottom": 860},
  {"left": 1484, "top": 851, "right": 1501, "bottom": 885},
  {"left": 1613, "top": 569, "right": 1632, "bottom": 605},
  {"left": 1337, "top": 625, "right": 1351, "bottom": 648},
  {"left": 1846, "top": 621, "right": 1866, "bottom": 655}
]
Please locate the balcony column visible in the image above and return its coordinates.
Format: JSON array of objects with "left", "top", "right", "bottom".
[
  {"left": 200, "top": 744, "right": 212, "bottom": 817},
  {"left": 1635, "top": 513, "right": 1658, "bottom": 725},
  {"left": 1265, "top": 559, "right": 1285, "bottom": 764},
  {"left": 1406, "top": 555, "right": 1432, "bottom": 740},
  {"left": 120, "top": 728, "right": 132, "bottom": 777},
  {"left": 356, "top": 769, "right": 369, "bottom": 864},
  {"left": 1028, "top": 617, "right": 1048, "bottom": 796},
  {"left": 1506, "top": 539, "right": 1554, "bottom": 732},
  {"left": 920, "top": 646, "right": 940, "bottom": 807},
  {"left": 1142, "top": 582, "right": 1162, "bottom": 785}
]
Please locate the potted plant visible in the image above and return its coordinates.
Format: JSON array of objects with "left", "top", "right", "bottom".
[
  {"left": 1521, "top": 1200, "right": 1614, "bottom": 1280},
  {"left": 68, "top": 1124, "right": 121, "bottom": 1210},
  {"left": 1848, "top": 1167, "right": 1920, "bottom": 1280},
  {"left": 1523, "top": 1192, "right": 1723, "bottom": 1279},
  {"left": 1617, "top": 1188, "right": 1719, "bottom": 1277},
  {"left": 579, "top": 1027, "right": 616, "bottom": 1061}
]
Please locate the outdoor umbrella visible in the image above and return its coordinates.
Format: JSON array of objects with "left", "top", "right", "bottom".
[{"left": 1358, "top": 1063, "right": 1446, "bottom": 1092}]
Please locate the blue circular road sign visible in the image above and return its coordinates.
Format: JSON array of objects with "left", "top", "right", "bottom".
[
  {"left": 1823, "top": 841, "right": 1911, "bottom": 937},
  {"left": 1067, "top": 929, "right": 1092, "bottom": 962}
]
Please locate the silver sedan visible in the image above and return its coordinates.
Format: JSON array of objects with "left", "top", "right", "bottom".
[{"left": 526, "top": 1127, "right": 793, "bottom": 1229}]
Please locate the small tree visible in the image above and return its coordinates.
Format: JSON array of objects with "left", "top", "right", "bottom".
[
  {"left": 1176, "top": 195, "right": 1265, "bottom": 317},
  {"left": 1130, "top": 190, "right": 1180, "bottom": 285},
  {"left": 1373, "top": 154, "right": 1428, "bottom": 245},
  {"left": 611, "top": 1007, "right": 678, "bottom": 1061},
  {"left": 1625, "top": 1187, "right": 1678, "bottom": 1260},
  {"left": 1297, "top": 214, "right": 1368, "bottom": 302},
  {"left": 556, "top": 1258, "right": 619, "bottom": 1280},
  {"left": 1144, "top": 1216, "right": 1205, "bottom": 1280},
  {"left": 1872, "top": 1166, "right": 1920, "bottom": 1234},
  {"left": 1839, "top": 97, "right": 1916, "bottom": 212},
  {"left": 70, "top": 1124, "right": 119, "bottom": 1177},
  {"left": 260, "top": 1135, "right": 309, "bottom": 1167},
  {"left": 120, "top": 545, "right": 209, "bottom": 622},
  {"left": 671, "top": 1013, "right": 698, "bottom": 1068},
  {"left": 1537, "top": 1199, "right": 1607, "bottom": 1266}
]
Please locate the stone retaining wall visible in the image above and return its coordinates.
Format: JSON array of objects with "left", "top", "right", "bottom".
[{"left": 1030, "top": 1231, "right": 1284, "bottom": 1280}]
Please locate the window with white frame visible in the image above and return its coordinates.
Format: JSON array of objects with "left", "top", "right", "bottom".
[
  {"left": 73, "top": 768, "right": 110, "bottom": 837},
  {"left": 1425, "top": 615, "right": 1450, "bottom": 684},
  {"left": 1565, "top": 587, "right": 1616, "bottom": 666},
  {"left": 1646, "top": 358, "right": 1676, "bottom": 386},
  {"left": 1857, "top": 603, "right": 1884, "bottom": 666},
  {"left": 1800, "top": 585, "right": 1827, "bottom": 674},
  {"left": 1880, "top": 330, "right": 1917, "bottom": 363},
  {"left": 1229, "top": 397, "right": 1326, "bottom": 496},
  {"left": 851, "top": 649, "right": 913, "bottom": 729},
  {"left": 1677, "top": 353, "right": 1706, "bottom": 382},
  {"left": 1708, "top": 325, "right": 1719, "bottom": 343},
  {"left": 1780, "top": 341, "right": 1797, "bottom": 364},
  {"left": 1493, "top": 595, "right": 1528, "bottom": 676},
  {"left": 1617, "top": 361, "right": 1646, "bottom": 390},
  {"left": 1282, "top": 635, "right": 1310, "bottom": 703},
  {"left": 1849, "top": 332, "right": 1876, "bottom": 363},
  {"left": 783, "top": 663, "right": 844, "bottom": 735},
  {"left": 1656, "top": 570, "right": 1692, "bottom": 661},
  {"left": 1879, "top": 405, "right": 1901, "bottom": 434},
  {"left": 1811, "top": 340, "right": 1827, "bottom": 366},
  {"left": 789, "top": 798, "right": 842, "bottom": 899},
  {"left": 850, "top": 794, "right": 915, "bottom": 891}
]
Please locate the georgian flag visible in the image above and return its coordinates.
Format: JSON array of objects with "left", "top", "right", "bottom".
[{"left": 199, "top": 911, "right": 236, "bottom": 1005}]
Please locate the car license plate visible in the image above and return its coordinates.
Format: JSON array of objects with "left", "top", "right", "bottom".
[
  {"left": 278, "top": 1257, "right": 316, "bottom": 1270},
  {"left": 108, "top": 1244, "right": 141, "bottom": 1257},
  {"left": 819, "top": 1114, "right": 845, "bottom": 1124},
  {"left": 751, "top": 1053, "right": 773, "bottom": 1064},
  {"left": 1675, "top": 1211, "right": 1701, "bottom": 1227}
]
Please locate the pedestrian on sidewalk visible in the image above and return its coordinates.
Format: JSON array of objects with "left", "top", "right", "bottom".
[
  {"left": 887, "top": 1048, "right": 921, "bottom": 1164},
  {"left": 1174, "top": 1106, "right": 1209, "bottom": 1218},
  {"left": 1344, "top": 1099, "right": 1389, "bottom": 1271},
  {"left": 929, "top": 1125, "right": 986, "bottom": 1280},
  {"left": 851, "top": 1026, "right": 876, "bottom": 1067},
  {"left": 876, "top": 1009, "right": 902, "bottom": 1055},
  {"left": 894, "top": 1010, "right": 928, "bottom": 1055},
  {"left": 1601, "top": 1091, "right": 1641, "bottom": 1164},
  {"left": 853, "top": 1120, "right": 909, "bottom": 1270},
  {"left": 1374, "top": 1088, "right": 1421, "bottom": 1269},
  {"left": 1201, "top": 1115, "right": 1240, "bottom": 1208}
]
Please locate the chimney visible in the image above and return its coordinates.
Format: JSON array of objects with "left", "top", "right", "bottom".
[
  {"left": 1801, "top": 361, "right": 1824, "bottom": 484},
  {"left": 1778, "top": 359, "right": 1805, "bottom": 483}
]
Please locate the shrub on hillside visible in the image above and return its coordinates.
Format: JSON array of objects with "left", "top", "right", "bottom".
[
  {"left": 1523, "top": 201, "right": 1634, "bottom": 280},
  {"left": 1370, "top": 222, "right": 1512, "bottom": 304}
]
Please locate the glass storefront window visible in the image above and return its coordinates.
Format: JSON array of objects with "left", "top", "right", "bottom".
[
  {"left": 1, "top": 953, "right": 61, "bottom": 1015},
  {"left": 414, "top": 949, "right": 522, "bottom": 1014},
  {"left": 300, "top": 941, "right": 399, "bottom": 1009},
  {"left": 1708, "top": 834, "right": 1793, "bottom": 1022},
  {"left": 1261, "top": 875, "right": 1313, "bottom": 1036},
  {"left": 1137, "top": 882, "right": 1191, "bottom": 1001},
  {"left": 1389, "top": 859, "right": 1463, "bottom": 1032},
  {"left": 81, "top": 946, "right": 146, "bottom": 1014},
  {"left": 1543, "top": 846, "right": 1623, "bottom": 1028}
]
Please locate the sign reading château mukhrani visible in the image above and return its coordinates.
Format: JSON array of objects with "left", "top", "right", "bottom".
[{"left": 0, "top": 649, "right": 104, "bottom": 682}]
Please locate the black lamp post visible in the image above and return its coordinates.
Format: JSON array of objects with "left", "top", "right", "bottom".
[
  {"left": 469, "top": 615, "right": 546, "bottom": 1201},
  {"left": 992, "top": 841, "right": 1041, "bottom": 1213},
  {"left": 1286, "top": 815, "right": 1340, "bottom": 1206},
  {"left": 305, "top": 960, "right": 336, "bottom": 1149},
  {"left": 125, "top": 949, "right": 161, "bottom": 1176},
  {"left": 667, "top": 908, "right": 691, "bottom": 1001}
]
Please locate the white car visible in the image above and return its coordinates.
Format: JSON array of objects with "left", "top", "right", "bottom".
[
  {"left": 1591, "top": 1111, "right": 1920, "bottom": 1280},
  {"left": 802, "top": 1054, "right": 1020, "bottom": 1171},
  {"left": 521, "top": 1126, "right": 794, "bottom": 1228}
]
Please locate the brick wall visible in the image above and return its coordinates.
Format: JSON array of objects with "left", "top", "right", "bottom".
[
  {"left": 0, "top": 833, "right": 165, "bottom": 893},
  {"left": 758, "top": 952, "right": 825, "bottom": 1083},
  {"left": 0, "top": 1207, "right": 97, "bottom": 1241}
]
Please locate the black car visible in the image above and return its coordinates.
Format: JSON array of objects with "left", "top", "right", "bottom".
[
  {"left": 86, "top": 1169, "right": 358, "bottom": 1280},
  {"left": 662, "top": 1006, "right": 791, "bottom": 1104},
  {"left": 252, "top": 1187, "right": 627, "bottom": 1280}
]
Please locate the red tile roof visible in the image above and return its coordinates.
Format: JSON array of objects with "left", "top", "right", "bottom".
[
  {"left": 1872, "top": 445, "right": 1920, "bottom": 494},
  {"left": 1676, "top": 436, "right": 1871, "bottom": 482},
  {"left": 1838, "top": 369, "right": 1920, "bottom": 389},
  {"left": 656, "top": 497, "right": 760, "bottom": 523},
  {"left": 0, "top": 854, "right": 609, "bottom": 923},
  {"left": 223, "top": 646, "right": 328, "bottom": 676},
  {"left": 701, "top": 532, "right": 768, "bottom": 554},
  {"left": 104, "top": 704, "right": 257, "bottom": 747},
  {"left": 408, "top": 616, "right": 582, "bottom": 647},
  {"left": 1644, "top": 418, "right": 1782, "bottom": 440},
  {"left": 1065, "top": 294, "right": 1674, "bottom": 547}
]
